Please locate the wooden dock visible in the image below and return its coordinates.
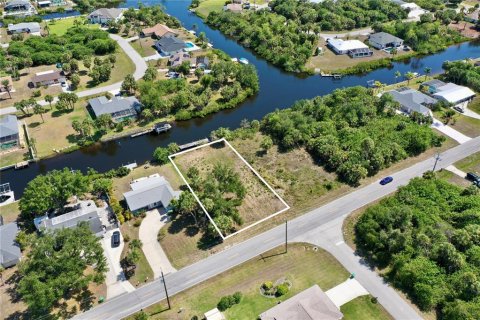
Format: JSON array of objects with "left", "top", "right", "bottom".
[
  {"left": 14, "top": 161, "right": 29, "bottom": 170},
  {"left": 178, "top": 138, "right": 209, "bottom": 151},
  {"left": 130, "top": 128, "right": 154, "bottom": 138},
  {"left": 320, "top": 72, "right": 342, "bottom": 79}
]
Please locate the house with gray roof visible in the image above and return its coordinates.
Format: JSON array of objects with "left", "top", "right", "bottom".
[
  {"left": 88, "top": 96, "right": 141, "bottom": 122},
  {"left": 386, "top": 87, "right": 437, "bottom": 117},
  {"left": 123, "top": 174, "right": 181, "bottom": 213},
  {"left": 7, "top": 22, "right": 41, "bottom": 34},
  {"left": 0, "top": 222, "right": 22, "bottom": 268},
  {"left": 368, "top": 32, "right": 403, "bottom": 50},
  {"left": 155, "top": 37, "right": 186, "bottom": 56},
  {"left": 0, "top": 115, "right": 20, "bottom": 150},
  {"left": 87, "top": 8, "right": 125, "bottom": 24},
  {"left": 421, "top": 80, "right": 476, "bottom": 106},
  {"left": 34, "top": 200, "right": 105, "bottom": 237},
  {"left": 259, "top": 285, "right": 343, "bottom": 320},
  {"left": 4, "top": 0, "right": 37, "bottom": 16}
]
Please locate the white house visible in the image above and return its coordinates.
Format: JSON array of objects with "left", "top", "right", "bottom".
[
  {"left": 326, "top": 38, "right": 373, "bottom": 58},
  {"left": 422, "top": 80, "right": 476, "bottom": 106},
  {"left": 87, "top": 8, "right": 124, "bottom": 24}
]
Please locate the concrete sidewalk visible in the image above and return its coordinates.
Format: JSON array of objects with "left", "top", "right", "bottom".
[
  {"left": 445, "top": 165, "right": 467, "bottom": 178},
  {"left": 139, "top": 209, "right": 176, "bottom": 278}
]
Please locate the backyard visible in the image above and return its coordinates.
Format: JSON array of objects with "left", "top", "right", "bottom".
[
  {"left": 46, "top": 16, "right": 99, "bottom": 36},
  {"left": 128, "top": 243, "right": 391, "bottom": 320},
  {"left": 130, "top": 37, "right": 158, "bottom": 57}
]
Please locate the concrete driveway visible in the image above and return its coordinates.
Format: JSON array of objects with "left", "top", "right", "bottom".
[
  {"left": 431, "top": 119, "right": 471, "bottom": 144},
  {"left": 325, "top": 278, "right": 369, "bottom": 307},
  {"left": 101, "top": 229, "right": 135, "bottom": 299},
  {"left": 139, "top": 209, "right": 176, "bottom": 278}
]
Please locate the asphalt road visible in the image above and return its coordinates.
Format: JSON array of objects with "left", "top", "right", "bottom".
[{"left": 75, "top": 136, "right": 480, "bottom": 320}]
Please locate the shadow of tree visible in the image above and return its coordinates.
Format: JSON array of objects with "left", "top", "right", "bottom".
[{"left": 28, "top": 122, "right": 41, "bottom": 128}]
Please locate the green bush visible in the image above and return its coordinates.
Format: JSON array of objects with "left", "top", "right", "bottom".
[
  {"left": 262, "top": 281, "right": 273, "bottom": 290},
  {"left": 217, "top": 292, "right": 242, "bottom": 311},
  {"left": 276, "top": 284, "right": 289, "bottom": 297},
  {"left": 232, "top": 291, "right": 242, "bottom": 304}
]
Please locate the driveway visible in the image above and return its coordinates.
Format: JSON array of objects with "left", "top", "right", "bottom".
[
  {"left": 325, "top": 278, "right": 369, "bottom": 307},
  {"left": 138, "top": 209, "right": 176, "bottom": 278},
  {"left": 101, "top": 229, "right": 135, "bottom": 299},
  {"left": 445, "top": 165, "right": 467, "bottom": 178},
  {"left": 431, "top": 119, "right": 471, "bottom": 144}
]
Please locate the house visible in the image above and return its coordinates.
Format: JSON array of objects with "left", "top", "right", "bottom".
[
  {"left": 326, "top": 38, "right": 373, "bottom": 58},
  {"left": 398, "top": 1, "right": 428, "bottom": 19},
  {"left": 34, "top": 200, "right": 105, "bottom": 237},
  {"left": 386, "top": 87, "right": 437, "bottom": 117},
  {"left": 141, "top": 23, "right": 178, "bottom": 38},
  {"left": 421, "top": 80, "right": 476, "bottom": 106},
  {"left": 168, "top": 52, "right": 195, "bottom": 68},
  {"left": 155, "top": 37, "right": 186, "bottom": 56},
  {"left": 123, "top": 174, "right": 181, "bottom": 213},
  {"left": 36, "top": 0, "right": 65, "bottom": 7},
  {"left": 87, "top": 8, "right": 124, "bottom": 24},
  {"left": 30, "top": 70, "right": 66, "bottom": 88},
  {"left": 0, "top": 115, "right": 20, "bottom": 150},
  {"left": 196, "top": 56, "right": 210, "bottom": 69},
  {"left": 0, "top": 222, "right": 22, "bottom": 268},
  {"left": 88, "top": 96, "right": 141, "bottom": 122},
  {"left": 259, "top": 285, "right": 343, "bottom": 320},
  {"left": 4, "top": 0, "right": 37, "bottom": 16},
  {"left": 368, "top": 32, "right": 403, "bottom": 50},
  {"left": 224, "top": 3, "right": 243, "bottom": 12},
  {"left": 7, "top": 22, "right": 41, "bottom": 34}
]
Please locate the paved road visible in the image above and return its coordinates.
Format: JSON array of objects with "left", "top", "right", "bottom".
[
  {"left": 0, "top": 34, "right": 147, "bottom": 115},
  {"left": 75, "top": 136, "right": 480, "bottom": 320}
]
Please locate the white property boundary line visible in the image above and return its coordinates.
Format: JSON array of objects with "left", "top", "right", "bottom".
[{"left": 169, "top": 138, "right": 290, "bottom": 240}]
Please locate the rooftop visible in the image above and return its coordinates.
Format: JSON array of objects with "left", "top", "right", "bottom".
[
  {"left": 155, "top": 36, "right": 186, "bottom": 53},
  {"left": 7, "top": 22, "right": 40, "bottom": 32},
  {"left": 31, "top": 70, "right": 64, "bottom": 83},
  {"left": 88, "top": 96, "right": 141, "bottom": 117},
  {"left": 0, "top": 115, "right": 19, "bottom": 138},
  {"left": 434, "top": 83, "right": 476, "bottom": 103},
  {"left": 327, "top": 38, "right": 368, "bottom": 51},
  {"left": 422, "top": 79, "right": 447, "bottom": 89},
  {"left": 88, "top": 8, "right": 124, "bottom": 19},
  {"left": 387, "top": 88, "right": 437, "bottom": 115},
  {"left": 259, "top": 285, "right": 343, "bottom": 320},
  {"left": 369, "top": 32, "right": 403, "bottom": 45},
  {"left": 142, "top": 23, "right": 178, "bottom": 38},
  {"left": 0, "top": 222, "right": 21, "bottom": 268}
]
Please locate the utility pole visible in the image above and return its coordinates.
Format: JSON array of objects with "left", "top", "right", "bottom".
[
  {"left": 161, "top": 270, "right": 171, "bottom": 310},
  {"left": 433, "top": 152, "right": 441, "bottom": 171},
  {"left": 285, "top": 220, "right": 288, "bottom": 253}
]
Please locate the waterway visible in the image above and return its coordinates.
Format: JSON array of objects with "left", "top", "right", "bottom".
[{"left": 2, "top": 0, "right": 480, "bottom": 196}]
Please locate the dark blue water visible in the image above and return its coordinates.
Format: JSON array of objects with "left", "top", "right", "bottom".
[
  {"left": 40, "top": 10, "right": 81, "bottom": 20},
  {"left": 3, "top": 0, "right": 480, "bottom": 197}
]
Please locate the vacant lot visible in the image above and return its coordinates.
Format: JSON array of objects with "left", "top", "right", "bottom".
[
  {"left": 172, "top": 140, "right": 288, "bottom": 233},
  {"left": 46, "top": 17, "right": 99, "bottom": 36},
  {"left": 130, "top": 37, "right": 157, "bottom": 57},
  {"left": 129, "top": 243, "right": 390, "bottom": 320}
]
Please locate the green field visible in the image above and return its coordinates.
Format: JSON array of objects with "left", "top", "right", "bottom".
[
  {"left": 195, "top": 0, "right": 229, "bottom": 18},
  {"left": 341, "top": 295, "right": 393, "bottom": 319},
  {"left": 129, "top": 244, "right": 391, "bottom": 320},
  {"left": 46, "top": 17, "right": 99, "bottom": 36},
  {"left": 455, "top": 152, "right": 480, "bottom": 172},
  {"left": 0, "top": 201, "right": 20, "bottom": 224}
]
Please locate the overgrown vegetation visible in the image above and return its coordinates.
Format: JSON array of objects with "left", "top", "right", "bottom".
[
  {"left": 355, "top": 176, "right": 480, "bottom": 318},
  {"left": 442, "top": 60, "right": 480, "bottom": 92},
  {"left": 71, "top": 0, "right": 124, "bottom": 13},
  {"left": 259, "top": 86, "right": 443, "bottom": 185}
]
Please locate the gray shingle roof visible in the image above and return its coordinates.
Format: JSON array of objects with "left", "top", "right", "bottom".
[
  {"left": 387, "top": 88, "right": 437, "bottom": 115},
  {"left": 7, "top": 22, "right": 40, "bottom": 33},
  {"left": 88, "top": 96, "right": 140, "bottom": 118},
  {"left": 0, "top": 222, "right": 21, "bottom": 268},
  {"left": 124, "top": 175, "right": 180, "bottom": 212},
  {"left": 369, "top": 32, "right": 403, "bottom": 45},
  {"left": 88, "top": 8, "right": 124, "bottom": 20},
  {"left": 0, "top": 115, "right": 19, "bottom": 139},
  {"left": 422, "top": 79, "right": 446, "bottom": 89},
  {"left": 155, "top": 37, "right": 186, "bottom": 53}
]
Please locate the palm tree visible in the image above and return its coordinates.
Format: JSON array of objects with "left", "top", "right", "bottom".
[
  {"left": 1, "top": 79, "right": 12, "bottom": 99},
  {"left": 33, "top": 103, "right": 45, "bottom": 123},
  {"left": 394, "top": 70, "right": 401, "bottom": 83},
  {"left": 405, "top": 71, "right": 415, "bottom": 85},
  {"left": 45, "top": 94, "right": 54, "bottom": 110},
  {"left": 424, "top": 67, "right": 431, "bottom": 80}
]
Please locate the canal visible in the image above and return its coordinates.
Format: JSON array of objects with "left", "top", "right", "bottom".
[{"left": 2, "top": 0, "right": 480, "bottom": 196}]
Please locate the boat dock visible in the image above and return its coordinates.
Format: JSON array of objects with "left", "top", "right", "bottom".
[
  {"left": 178, "top": 138, "right": 209, "bottom": 151},
  {"left": 154, "top": 122, "right": 172, "bottom": 134},
  {"left": 130, "top": 128, "right": 154, "bottom": 138},
  {"left": 321, "top": 72, "right": 342, "bottom": 79},
  {"left": 14, "top": 161, "right": 29, "bottom": 170}
]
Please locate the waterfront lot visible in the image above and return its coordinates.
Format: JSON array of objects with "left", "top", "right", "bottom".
[
  {"left": 128, "top": 243, "right": 391, "bottom": 320},
  {"left": 130, "top": 37, "right": 157, "bottom": 57},
  {"left": 46, "top": 17, "right": 99, "bottom": 36}
]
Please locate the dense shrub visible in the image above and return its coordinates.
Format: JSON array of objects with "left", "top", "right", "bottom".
[
  {"left": 442, "top": 60, "right": 480, "bottom": 92},
  {"left": 217, "top": 292, "right": 242, "bottom": 311},
  {"left": 275, "top": 284, "right": 289, "bottom": 296}
]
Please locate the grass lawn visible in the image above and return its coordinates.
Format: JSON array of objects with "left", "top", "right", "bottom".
[
  {"left": 468, "top": 95, "right": 480, "bottom": 114},
  {"left": 433, "top": 110, "right": 480, "bottom": 138},
  {"left": 0, "top": 201, "right": 20, "bottom": 223},
  {"left": 130, "top": 38, "right": 158, "bottom": 57},
  {"left": 128, "top": 243, "right": 387, "bottom": 320},
  {"left": 120, "top": 218, "right": 154, "bottom": 286},
  {"left": 455, "top": 152, "right": 480, "bottom": 173},
  {"left": 172, "top": 140, "right": 287, "bottom": 234},
  {"left": 0, "top": 148, "right": 29, "bottom": 168},
  {"left": 195, "top": 0, "right": 228, "bottom": 18},
  {"left": 341, "top": 295, "right": 393, "bottom": 320},
  {"left": 46, "top": 17, "right": 98, "bottom": 36}
]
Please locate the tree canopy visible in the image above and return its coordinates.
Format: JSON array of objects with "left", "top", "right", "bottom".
[
  {"left": 442, "top": 60, "right": 480, "bottom": 92},
  {"left": 355, "top": 177, "right": 480, "bottom": 317}
]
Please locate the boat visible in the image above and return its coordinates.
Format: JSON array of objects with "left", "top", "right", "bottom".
[
  {"left": 154, "top": 122, "right": 172, "bottom": 134},
  {"left": 231, "top": 58, "right": 238, "bottom": 62},
  {"left": 239, "top": 58, "right": 249, "bottom": 65}
]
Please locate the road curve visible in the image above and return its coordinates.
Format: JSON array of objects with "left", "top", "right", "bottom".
[{"left": 74, "top": 136, "right": 480, "bottom": 320}]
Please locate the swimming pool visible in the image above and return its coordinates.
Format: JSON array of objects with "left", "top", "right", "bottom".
[{"left": 185, "top": 42, "right": 195, "bottom": 48}]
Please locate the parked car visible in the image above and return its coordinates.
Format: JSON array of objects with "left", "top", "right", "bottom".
[
  {"left": 111, "top": 231, "right": 121, "bottom": 248},
  {"left": 380, "top": 176, "right": 393, "bottom": 185},
  {"left": 466, "top": 172, "right": 480, "bottom": 182}
]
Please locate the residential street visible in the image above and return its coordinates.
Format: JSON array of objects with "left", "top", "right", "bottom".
[{"left": 74, "top": 136, "right": 480, "bottom": 320}]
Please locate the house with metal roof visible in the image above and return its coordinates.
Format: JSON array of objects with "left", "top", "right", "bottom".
[
  {"left": 421, "top": 80, "right": 476, "bottom": 105},
  {"left": 386, "top": 87, "right": 437, "bottom": 117},
  {"left": 0, "top": 115, "right": 20, "bottom": 150},
  {"left": 4, "top": 0, "right": 37, "bottom": 16},
  {"left": 326, "top": 38, "right": 373, "bottom": 58},
  {"left": 87, "top": 8, "right": 125, "bottom": 24},
  {"left": 0, "top": 222, "right": 22, "bottom": 268},
  {"left": 88, "top": 96, "right": 141, "bottom": 122},
  {"left": 368, "top": 32, "right": 403, "bottom": 50},
  {"left": 259, "top": 285, "right": 343, "bottom": 320},
  {"left": 7, "top": 22, "right": 41, "bottom": 34},
  {"left": 123, "top": 174, "right": 181, "bottom": 213},
  {"left": 34, "top": 200, "right": 105, "bottom": 237},
  {"left": 155, "top": 37, "right": 186, "bottom": 56}
]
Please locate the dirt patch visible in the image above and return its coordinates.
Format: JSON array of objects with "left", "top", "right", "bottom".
[{"left": 449, "top": 22, "right": 480, "bottom": 38}]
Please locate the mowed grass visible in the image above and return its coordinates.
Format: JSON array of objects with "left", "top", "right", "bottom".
[
  {"left": 0, "top": 201, "right": 20, "bottom": 223},
  {"left": 130, "top": 38, "right": 158, "bottom": 57},
  {"left": 455, "top": 152, "right": 480, "bottom": 172},
  {"left": 433, "top": 110, "right": 480, "bottom": 138},
  {"left": 469, "top": 95, "right": 480, "bottom": 114},
  {"left": 0, "top": 148, "right": 29, "bottom": 168},
  {"left": 172, "top": 140, "right": 287, "bottom": 231},
  {"left": 129, "top": 244, "right": 361, "bottom": 320},
  {"left": 195, "top": 0, "right": 227, "bottom": 18},
  {"left": 46, "top": 17, "right": 99, "bottom": 36},
  {"left": 341, "top": 295, "right": 393, "bottom": 320}
]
